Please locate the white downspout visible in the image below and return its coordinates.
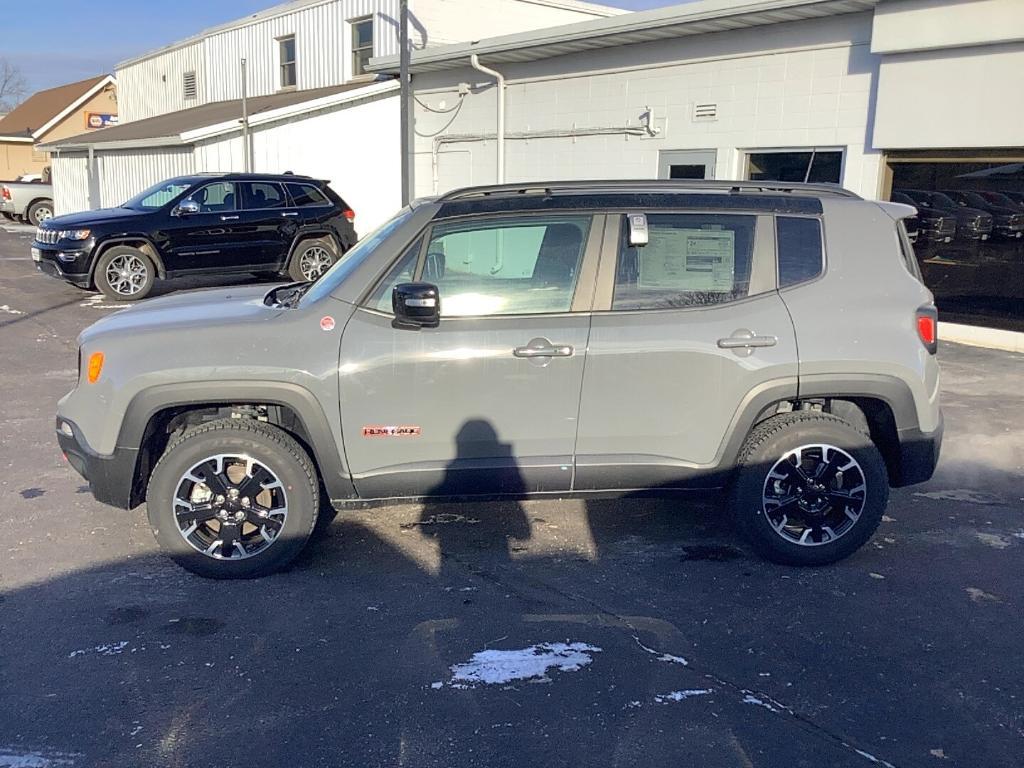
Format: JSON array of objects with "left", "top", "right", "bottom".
[{"left": 469, "top": 54, "right": 505, "bottom": 184}]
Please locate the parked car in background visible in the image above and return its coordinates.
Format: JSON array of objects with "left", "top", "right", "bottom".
[
  {"left": 898, "top": 190, "right": 993, "bottom": 242},
  {"left": 56, "top": 179, "right": 943, "bottom": 578},
  {"left": 974, "top": 190, "right": 1024, "bottom": 214},
  {"left": 890, "top": 192, "right": 956, "bottom": 244},
  {"left": 1000, "top": 190, "right": 1024, "bottom": 207},
  {"left": 942, "top": 190, "right": 1024, "bottom": 240},
  {"left": 1, "top": 178, "right": 54, "bottom": 225},
  {"left": 32, "top": 173, "right": 358, "bottom": 301}
]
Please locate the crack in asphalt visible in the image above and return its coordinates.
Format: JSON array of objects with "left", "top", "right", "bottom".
[{"left": 439, "top": 547, "right": 909, "bottom": 768}]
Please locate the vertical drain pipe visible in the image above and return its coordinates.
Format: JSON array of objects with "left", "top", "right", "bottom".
[{"left": 470, "top": 54, "right": 505, "bottom": 184}]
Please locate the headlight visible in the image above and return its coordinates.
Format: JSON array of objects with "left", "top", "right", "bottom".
[{"left": 59, "top": 229, "right": 91, "bottom": 240}]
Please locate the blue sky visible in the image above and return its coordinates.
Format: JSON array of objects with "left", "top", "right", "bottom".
[{"left": 1, "top": 0, "right": 682, "bottom": 94}]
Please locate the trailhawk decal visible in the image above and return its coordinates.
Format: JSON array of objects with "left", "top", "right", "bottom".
[{"left": 362, "top": 425, "right": 421, "bottom": 438}]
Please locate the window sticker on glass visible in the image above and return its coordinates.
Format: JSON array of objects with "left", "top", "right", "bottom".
[{"left": 638, "top": 228, "right": 735, "bottom": 292}]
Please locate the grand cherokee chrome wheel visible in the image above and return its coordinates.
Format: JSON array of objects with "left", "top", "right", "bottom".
[
  {"left": 289, "top": 237, "right": 338, "bottom": 282},
  {"left": 95, "top": 246, "right": 156, "bottom": 301}
]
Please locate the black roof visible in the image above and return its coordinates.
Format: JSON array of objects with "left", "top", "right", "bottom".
[{"left": 172, "top": 172, "right": 321, "bottom": 184}]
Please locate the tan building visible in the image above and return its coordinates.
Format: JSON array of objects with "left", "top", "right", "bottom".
[{"left": 0, "top": 75, "right": 117, "bottom": 180}]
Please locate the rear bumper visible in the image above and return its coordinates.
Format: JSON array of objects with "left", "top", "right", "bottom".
[
  {"left": 894, "top": 410, "right": 943, "bottom": 487},
  {"left": 56, "top": 417, "right": 137, "bottom": 509}
]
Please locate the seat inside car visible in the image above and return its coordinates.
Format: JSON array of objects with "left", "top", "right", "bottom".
[{"left": 531, "top": 223, "right": 583, "bottom": 287}]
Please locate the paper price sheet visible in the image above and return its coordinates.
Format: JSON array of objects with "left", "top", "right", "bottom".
[{"left": 638, "top": 228, "right": 735, "bottom": 292}]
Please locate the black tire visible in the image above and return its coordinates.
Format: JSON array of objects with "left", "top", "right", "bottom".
[
  {"left": 26, "top": 199, "right": 54, "bottom": 227},
  {"left": 147, "top": 419, "right": 320, "bottom": 579},
  {"left": 0, "top": 212, "right": 13, "bottom": 221},
  {"left": 288, "top": 237, "right": 339, "bottom": 282},
  {"left": 94, "top": 246, "right": 156, "bottom": 301},
  {"left": 730, "top": 412, "right": 888, "bottom": 566}
]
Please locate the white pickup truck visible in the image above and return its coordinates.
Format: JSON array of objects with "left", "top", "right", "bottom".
[{"left": 0, "top": 176, "right": 53, "bottom": 225}]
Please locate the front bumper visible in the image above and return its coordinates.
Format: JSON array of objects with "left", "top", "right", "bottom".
[
  {"left": 56, "top": 417, "right": 138, "bottom": 509},
  {"left": 894, "top": 410, "right": 943, "bottom": 487},
  {"left": 33, "top": 242, "right": 93, "bottom": 288}
]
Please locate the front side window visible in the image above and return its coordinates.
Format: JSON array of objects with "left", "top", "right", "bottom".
[
  {"left": 612, "top": 214, "right": 755, "bottom": 310},
  {"left": 776, "top": 216, "right": 823, "bottom": 288},
  {"left": 424, "top": 215, "right": 591, "bottom": 317},
  {"left": 351, "top": 18, "right": 373, "bottom": 76},
  {"left": 240, "top": 181, "right": 287, "bottom": 210},
  {"left": 279, "top": 35, "right": 296, "bottom": 88},
  {"left": 286, "top": 183, "right": 329, "bottom": 207},
  {"left": 186, "top": 182, "right": 236, "bottom": 213}
]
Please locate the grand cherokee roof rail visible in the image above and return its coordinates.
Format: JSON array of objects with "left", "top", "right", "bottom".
[{"left": 438, "top": 179, "right": 862, "bottom": 201}]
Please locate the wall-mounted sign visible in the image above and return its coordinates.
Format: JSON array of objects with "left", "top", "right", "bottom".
[{"left": 85, "top": 112, "right": 118, "bottom": 129}]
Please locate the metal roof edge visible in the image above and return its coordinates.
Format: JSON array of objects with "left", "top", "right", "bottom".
[
  {"left": 368, "top": 0, "right": 880, "bottom": 72},
  {"left": 32, "top": 75, "right": 117, "bottom": 140},
  {"left": 40, "top": 136, "right": 186, "bottom": 152}
]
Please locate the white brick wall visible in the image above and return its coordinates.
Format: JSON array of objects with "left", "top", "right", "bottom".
[{"left": 410, "top": 12, "right": 886, "bottom": 199}]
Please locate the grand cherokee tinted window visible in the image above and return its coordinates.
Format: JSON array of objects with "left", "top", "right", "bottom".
[
  {"left": 241, "top": 182, "right": 287, "bottom": 209},
  {"left": 286, "top": 183, "right": 329, "bottom": 207}
]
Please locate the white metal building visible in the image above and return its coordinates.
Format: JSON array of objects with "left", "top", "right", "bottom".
[
  {"left": 367, "top": 0, "right": 1024, "bottom": 200},
  {"left": 43, "top": 0, "right": 622, "bottom": 228}
]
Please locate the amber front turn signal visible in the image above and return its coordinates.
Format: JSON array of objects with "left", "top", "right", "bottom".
[{"left": 87, "top": 352, "right": 104, "bottom": 384}]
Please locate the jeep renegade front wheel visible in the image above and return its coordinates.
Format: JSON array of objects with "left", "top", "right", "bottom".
[
  {"left": 146, "top": 419, "right": 320, "bottom": 578},
  {"left": 731, "top": 412, "right": 888, "bottom": 566}
]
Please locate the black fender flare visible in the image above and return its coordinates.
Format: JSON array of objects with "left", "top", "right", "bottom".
[
  {"left": 285, "top": 229, "right": 346, "bottom": 268},
  {"left": 119, "top": 381, "right": 356, "bottom": 503},
  {"left": 93, "top": 236, "right": 169, "bottom": 279}
]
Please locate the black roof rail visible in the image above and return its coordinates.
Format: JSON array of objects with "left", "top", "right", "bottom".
[{"left": 438, "top": 179, "right": 861, "bottom": 202}]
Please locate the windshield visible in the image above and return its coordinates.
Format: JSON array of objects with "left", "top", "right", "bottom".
[
  {"left": 984, "top": 192, "right": 1015, "bottom": 206},
  {"left": 929, "top": 192, "right": 957, "bottom": 209},
  {"left": 300, "top": 207, "right": 417, "bottom": 306},
  {"left": 122, "top": 178, "right": 193, "bottom": 211}
]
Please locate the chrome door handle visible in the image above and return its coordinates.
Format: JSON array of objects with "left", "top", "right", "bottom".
[
  {"left": 282, "top": 212, "right": 299, "bottom": 217},
  {"left": 513, "top": 344, "right": 573, "bottom": 358},
  {"left": 717, "top": 331, "right": 778, "bottom": 349},
  {"left": 220, "top": 215, "right": 239, "bottom": 221}
]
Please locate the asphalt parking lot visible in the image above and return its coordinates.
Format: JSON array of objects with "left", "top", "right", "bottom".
[{"left": 1, "top": 221, "right": 1022, "bottom": 768}]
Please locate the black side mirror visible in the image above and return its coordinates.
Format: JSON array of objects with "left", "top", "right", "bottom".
[{"left": 393, "top": 282, "right": 440, "bottom": 329}]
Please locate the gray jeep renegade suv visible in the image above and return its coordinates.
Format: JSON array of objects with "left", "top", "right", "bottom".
[{"left": 56, "top": 180, "right": 942, "bottom": 578}]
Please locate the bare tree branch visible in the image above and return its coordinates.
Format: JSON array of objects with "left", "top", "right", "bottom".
[{"left": 0, "top": 59, "right": 29, "bottom": 113}]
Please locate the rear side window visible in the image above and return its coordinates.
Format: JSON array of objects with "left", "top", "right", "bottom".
[
  {"left": 776, "top": 217, "right": 823, "bottom": 288},
  {"left": 612, "top": 213, "right": 755, "bottom": 310},
  {"left": 240, "top": 181, "right": 287, "bottom": 209},
  {"left": 896, "top": 221, "right": 923, "bottom": 281},
  {"left": 286, "top": 183, "right": 330, "bottom": 207}
]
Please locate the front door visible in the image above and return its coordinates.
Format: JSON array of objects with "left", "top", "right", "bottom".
[
  {"left": 574, "top": 211, "right": 799, "bottom": 490},
  {"left": 658, "top": 150, "right": 717, "bottom": 180},
  {"left": 338, "top": 212, "right": 603, "bottom": 499},
  {"left": 162, "top": 181, "right": 249, "bottom": 273}
]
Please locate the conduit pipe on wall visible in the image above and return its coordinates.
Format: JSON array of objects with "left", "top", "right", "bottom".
[{"left": 469, "top": 54, "right": 505, "bottom": 184}]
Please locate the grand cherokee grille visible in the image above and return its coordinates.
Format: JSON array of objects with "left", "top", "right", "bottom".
[{"left": 36, "top": 227, "right": 59, "bottom": 244}]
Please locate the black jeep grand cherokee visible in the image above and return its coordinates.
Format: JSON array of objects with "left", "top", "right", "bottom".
[{"left": 32, "top": 173, "right": 357, "bottom": 301}]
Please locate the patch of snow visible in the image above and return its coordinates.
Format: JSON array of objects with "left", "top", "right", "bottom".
[
  {"left": 429, "top": 682, "right": 443, "bottom": 690},
  {"left": 914, "top": 489, "right": 1002, "bottom": 504},
  {"left": 742, "top": 693, "right": 780, "bottom": 712},
  {"left": 854, "top": 748, "right": 896, "bottom": 767},
  {"left": 68, "top": 641, "right": 129, "bottom": 658},
  {"left": 438, "top": 642, "right": 601, "bottom": 688},
  {"left": 975, "top": 532, "right": 1011, "bottom": 549},
  {"left": 624, "top": 700, "right": 642, "bottom": 709},
  {"left": 0, "top": 747, "right": 79, "bottom": 766},
  {"left": 78, "top": 295, "right": 133, "bottom": 311},
  {"left": 656, "top": 653, "right": 688, "bottom": 666},
  {"left": 869, "top": 573, "right": 886, "bottom": 580},
  {"left": 965, "top": 587, "right": 1001, "bottom": 604},
  {"left": 654, "top": 689, "right": 712, "bottom": 704},
  {"left": 0, "top": 305, "right": 23, "bottom": 315}
]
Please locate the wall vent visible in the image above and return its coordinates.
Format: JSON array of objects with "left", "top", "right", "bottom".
[
  {"left": 693, "top": 103, "right": 717, "bottom": 121},
  {"left": 183, "top": 72, "right": 198, "bottom": 101}
]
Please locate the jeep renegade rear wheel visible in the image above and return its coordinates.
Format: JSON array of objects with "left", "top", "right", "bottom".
[
  {"left": 147, "top": 419, "right": 320, "bottom": 578},
  {"left": 731, "top": 412, "right": 888, "bottom": 566}
]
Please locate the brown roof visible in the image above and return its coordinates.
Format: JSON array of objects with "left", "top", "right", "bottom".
[
  {"left": 44, "top": 82, "right": 375, "bottom": 149},
  {"left": 0, "top": 75, "right": 111, "bottom": 139}
]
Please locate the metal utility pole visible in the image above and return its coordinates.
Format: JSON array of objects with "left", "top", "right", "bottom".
[
  {"left": 241, "top": 58, "right": 251, "bottom": 173},
  {"left": 399, "top": 0, "right": 411, "bottom": 205}
]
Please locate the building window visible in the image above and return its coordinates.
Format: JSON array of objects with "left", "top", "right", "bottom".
[
  {"left": 278, "top": 35, "right": 297, "bottom": 89},
  {"left": 183, "top": 71, "right": 197, "bottom": 101},
  {"left": 351, "top": 17, "right": 373, "bottom": 76},
  {"left": 745, "top": 149, "right": 843, "bottom": 184}
]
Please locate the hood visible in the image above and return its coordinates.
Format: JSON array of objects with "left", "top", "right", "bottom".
[
  {"left": 949, "top": 206, "right": 990, "bottom": 219},
  {"left": 44, "top": 207, "right": 149, "bottom": 229},
  {"left": 79, "top": 284, "right": 283, "bottom": 343}
]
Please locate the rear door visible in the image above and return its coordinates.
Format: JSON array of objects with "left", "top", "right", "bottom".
[
  {"left": 574, "top": 209, "right": 799, "bottom": 490},
  {"left": 337, "top": 212, "right": 603, "bottom": 499},
  {"left": 238, "top": 181, "right": 292, "bottom": 267}
]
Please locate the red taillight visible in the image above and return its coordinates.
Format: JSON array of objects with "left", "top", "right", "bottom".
[
  {"left": 342, "top": 209, "right": 355, "bottom": 223},
  {"left": 916, "top": 308, "right": 938, "bottom": 354},
  {"left": 1, "top": 187, "right": 10, "bottom": 201}
]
